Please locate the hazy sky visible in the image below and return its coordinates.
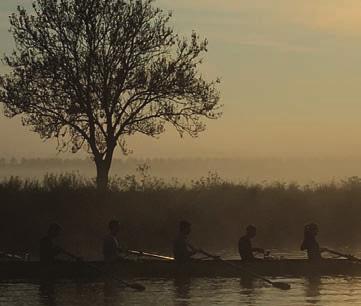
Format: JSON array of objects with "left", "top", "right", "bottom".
[{"left": 1, "top": 0, "right": 361, "bottom": 158}]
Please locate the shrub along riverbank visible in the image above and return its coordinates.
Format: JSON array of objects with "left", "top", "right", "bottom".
[{"left": 1, "top": 170, "right": 361, "bottom": 259}]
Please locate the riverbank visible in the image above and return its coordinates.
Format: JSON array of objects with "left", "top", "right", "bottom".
[{"left": 1, "top": 173, "right": 361, "bottom": 259}]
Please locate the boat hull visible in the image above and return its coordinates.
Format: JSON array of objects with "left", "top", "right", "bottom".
[{"left": 0, "top": 259, "right": 360, "bottom": 280}]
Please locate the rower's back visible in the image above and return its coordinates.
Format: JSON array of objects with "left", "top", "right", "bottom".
[
  {"left": 301, "top": 223, "right": 322, "bottom": 260},
  {"left": 173, "top": 233, "right": 190, "bottom": 263},
  {"left": 39, "top": 223, "right": 62, "bottom": 263},
  {"left": 173, "top": 221, "right": 194, "bottom": 263},
  {"left": 103, "top": 220, "right": 122, "bottom": 263},
  {"left": 238, "top": 225, "right": 257, "bottom": 261},
  {"left": 103, "top": 234, "right": 120, "bottom": 262},
  {"left": 238, "top": 235, "right": 254, "bottom": 261}
]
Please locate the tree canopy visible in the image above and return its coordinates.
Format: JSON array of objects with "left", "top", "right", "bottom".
[{"left": 0, "top": 0, "right": 222, "bottom": 190}]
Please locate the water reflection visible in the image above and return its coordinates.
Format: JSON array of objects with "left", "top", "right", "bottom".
[
  {"left": 39, "top": 281, "right": 57, "bottom": 306},
  {"left": 304, "top": 276, "right": 321, "bottom": 304},
  {"left": 173, "top": 277, "right": 191, "bottom": 306},
  {"left": 239, "top": 277, "right": 261, "bottom": 306},
  {"left": 3, "top": 276, "right": 361, "bottom": 306},
  {"left": 303, "top": 276, "right": 321, "bottom": 305},
  {"left": 103, "top": 281, "right": 123, "bottom": 306},
  {"left": 240, "top": 276, "right": 256, "bottom": 290}
]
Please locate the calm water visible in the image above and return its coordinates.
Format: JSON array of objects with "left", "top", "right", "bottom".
[
  {"left": 2, "top": 251, "right": 361, "bottom": 306},
  {"left": 2, "top": 277, "right": 361, "bottom": 306}
]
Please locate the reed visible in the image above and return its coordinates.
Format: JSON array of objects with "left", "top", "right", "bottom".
[{"left": 1, "top": 172, "right": 361, "bottom": 259}]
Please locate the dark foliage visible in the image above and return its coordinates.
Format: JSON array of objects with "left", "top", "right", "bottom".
[{"left": 1, "top": 174, "right": 361, "bottom": 259}]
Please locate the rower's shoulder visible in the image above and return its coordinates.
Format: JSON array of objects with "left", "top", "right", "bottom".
[
  {"left": 40, "top": 235, "right": 51, "bottom": 245},
  {"left": 238, "top": 235, "right": 248, "bottom": 243},
  {"left": 103, "top": 234, "right": 114, "bottom": 245},
  {"left": 173, "top": 235, "right": 187, "bottom": 246}
]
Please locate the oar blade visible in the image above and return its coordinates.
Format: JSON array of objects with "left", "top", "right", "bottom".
[
  {"left": 272, "top": 282, "right": 291, "bottom": 290},
  {"left": 129, "top": 283, "right": 146, "bottom": 291}
]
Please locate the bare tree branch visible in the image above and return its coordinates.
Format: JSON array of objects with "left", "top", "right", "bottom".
[{"left": 0, "top": 0, "right": 222, "bottom": 190}]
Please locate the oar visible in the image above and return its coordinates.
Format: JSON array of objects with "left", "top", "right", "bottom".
[
  {"left": 61, "top": 250, "right": 145, "bottom": 291},
  {"left": 325, "top": 248, "right": 361, "bottom": 262},
  {"left": 127, "top": 250, "right": 174, "bottom": 261},
  {"left": 0, "top": 252, "right": 24, "bottom": 261},
  {"left": 198, "top": 249, "right": 291, "bottom": 290}
]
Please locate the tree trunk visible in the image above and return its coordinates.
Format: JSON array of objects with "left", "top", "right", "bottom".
[{"left": 95, "top": 160, "right": 111, "bottom": 192}]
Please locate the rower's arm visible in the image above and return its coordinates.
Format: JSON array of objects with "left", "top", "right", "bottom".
[
  {"left": 117, "top": 246, "right": 127, "bottom": 253},
  {"left": 300, "top": 240, "right": 307, "bottom": 251},
  {"left": 188, "top": 244, "right": 196, "bottom": 251},
  {"left": 252, "top": 248, "right": 265, "bottom": 254},
  {"left": 186, "top": 243, "right": 201, "bottom": 256},
  {"left": 54, "top": 246, "right": 63, "bottom": 255},
  {"left": 117, "top": 247, "right": 130, "bottom": 258},
  {"left": 60, "top": 249, "right": 83, "bottom": 261}
]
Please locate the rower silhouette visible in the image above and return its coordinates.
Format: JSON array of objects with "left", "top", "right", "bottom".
[
  {"left": 301, "top": 223, "right": 325, "bottom": 260},
  {"left": 173, "top": 221, "right": 199, "bottom": 263},
  {"left": 238, "top": 225, "right": 264, "bottom": 261},
  {"left": 39, "top": 223, "right": 63, "bottom": 263},
  {"left": 103, "top": 219, "right": 126, "bottom": 262}
]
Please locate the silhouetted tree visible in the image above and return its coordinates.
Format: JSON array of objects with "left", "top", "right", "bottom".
[{"left": 0, "top": 0, "right": 221, "bottom": 191}]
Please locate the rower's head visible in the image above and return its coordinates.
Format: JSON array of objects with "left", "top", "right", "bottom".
[
  {"left": 109, "top": 220, "right": 120, "bottom": 235},
  {"left": 304, "top": 223, "right": 318, "bottom": 237},
  {"left": 246, "top": 225, "right": 257, "bottom": 238},
  {"left": 179, "top": 220, "right": 191, "bottom": 235},
  {"left": 47, "top": 223, "right": 62, "bottom": 238}
]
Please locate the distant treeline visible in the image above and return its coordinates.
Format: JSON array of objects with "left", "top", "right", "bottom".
[
  {"left": 1, "top": 172, "right": 361, "bottom": 259},
  {"left": 2, "top": 156, "right": 361, "bottom": 183}
]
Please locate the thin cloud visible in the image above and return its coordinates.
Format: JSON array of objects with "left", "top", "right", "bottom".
[
  {"left": 159, "top": 0, "right": 361, "bottom": 36},
  {"left": 286, "top": 1, "right": 361, "bottom": 36},
  {"left": 237, "top": 39, "right": 317, "bottom": 54}
]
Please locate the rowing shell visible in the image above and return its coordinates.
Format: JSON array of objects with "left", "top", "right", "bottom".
[{"left": 1, "top": 259, "right": 361, "bottom": 279}]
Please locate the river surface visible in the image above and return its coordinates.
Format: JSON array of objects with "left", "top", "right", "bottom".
[
  {"left": 2, "top": 251, "right": 361, "bottom": 306},
  {"left": 2, "top": 277, "right": 361, "bottom": 306}
]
